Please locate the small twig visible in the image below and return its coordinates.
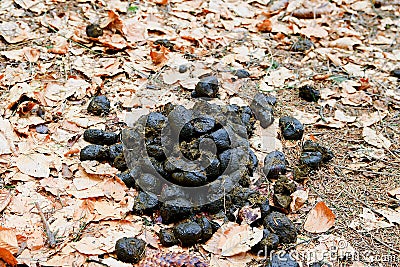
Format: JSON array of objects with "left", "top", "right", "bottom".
[
  {"left": 332, "top": 164, "right": 400, "bottom": 178},
  {"left": 318, "top": 105, "right": 328, "bottom": 123},
  {"left": 365, "top": 232, "right": 400, "bottom": 254},
  {"left": 34, "top": 202, "right": 57, "bottom": 248}
]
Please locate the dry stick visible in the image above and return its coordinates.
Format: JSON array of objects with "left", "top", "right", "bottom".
[
  {"left": 34, "top": 202, "right": 56, "bottom": 248},
  {"left": 332, "top": 164, "right": 400, "bottom": 178}
]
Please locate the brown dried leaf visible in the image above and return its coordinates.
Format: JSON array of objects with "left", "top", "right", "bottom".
[
  {"left": 257, "top": 19, "right": 272, "bottom": 32},
  {"left": 0, "top": 22, "right": 29, "bottom": 44},
  {"left": 304, "top": 202, "right": 335, "bottom": 233},
  {"left": 0, "top": 191, "right": 12, "bottom": 213},
  {"left": 150, "top": 46, "right": 168, "bottom": 65},
  {"left": 203, "top": 222, "right": 263, "bottom": 257},
  {"left": 362, "top": 127, "right": 391, "bottom": 149},
  {"left": 15, "top": 153, "right": 50, "bottom": 178},
  {"left": 0, "top": 248, "right": 17, "bottom": 267},
  {"left": 290, "top": 190, "right": 308, "bottom": 212},
  {"left": 48, "top": 36, "right": 69, "bottom": 55}
]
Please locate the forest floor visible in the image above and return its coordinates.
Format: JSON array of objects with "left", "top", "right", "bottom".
[{"left": 0, "top": 0, "right": 399, "bottom": 266}]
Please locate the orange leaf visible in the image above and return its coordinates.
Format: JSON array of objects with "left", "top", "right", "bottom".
[
  {"left": 304, "top": 201, "right": 335, "bottom": 233},
  {"left": 150, "top": 46, "right": 168, "bottom": 65},
  {"left": 0, "top": 248, "right": 17, "bottom": 267},
  {"left": 257, "top": 19, "right": 272, "bottom": 32},
  {"left": 155, "top": 0, "right": 168, "bottom": 4},
  {"left": 64, "top": 148, "right": 80, "bottom": 157}
]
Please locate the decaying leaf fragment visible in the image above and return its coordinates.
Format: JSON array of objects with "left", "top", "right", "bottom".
[
  {"left": 304, "top": 201, "right": 335, "bottom": 233},
  {"left": 15, "top": 153, "right": 50, "bottom": 178},
  {"left": 203, "top": 222, "right": 263, "bottom": 257}
]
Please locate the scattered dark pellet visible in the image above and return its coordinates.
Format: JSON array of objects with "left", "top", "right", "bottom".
[
  {"left": 299, "top": 85, "right": 320, "bottom": 102},
  {"left": 159, "top": 228, "right": 178, "bottom": 247},
  {"left": 279, "top": 116, "right": 304, "bottom": 140},
  {"left": 300, "top": 151, "right": 323, "bottom": 168},
  {"left": 36, "top": 125, "right": 48, "bottom": 134},
  {"left": 234, "top": 69, "right": 250, "bottom": 78},
  {"left": 391, "top": 69, "right": 400, "bottom": 78},
  {"left": 174, "top": 221, "right": 203, "bottom": 247},
  {"left": 250, "top": 93, "right": 275, "bottom": 128},
  {"left": 264, "top": 212, "right": 297, "bottom": 244},
  {"left": 267, "top": 251, "right": 299, "bottom": 267},
  {"left": 132, "top": 192, "right": 159, "bottom": 215},
  {"left": 115, "top": 237, "right": 146, "bottom": 263},
  {"left": 179, "top": 65, "right": 188, "bottom": 73},
  {"left": 87, "top": 95, "right": 110, "bottom": 115},
  {"left": 291, "top": 38, "right": 314, "bottom": 52},
  {"left": 192, "top": 76, "right": 219, "bottom": 98},
  {"left": 80, "top": 144, "right": 108, "bottom": 161},
  {"left": 83, "top": 129, "right": 119, "bottom": 145},
  {"left": 263, "top": 151, "right": 287, "bottom": 179},
  {"left": 86, "top": 24, "right": 103, "bottom": 38}
]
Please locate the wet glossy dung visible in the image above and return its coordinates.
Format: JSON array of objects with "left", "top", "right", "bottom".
[
  {"left": 87, "top": 95, "right": 110, "bottom": 115},
  {"left": 115, "top": 237, "right": 146, "bottom": 263}
]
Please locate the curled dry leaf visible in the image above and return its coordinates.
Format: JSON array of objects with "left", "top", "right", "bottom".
[
  {"left": 388, "top": 187, "right": 400, "bottom": 199},
  {"left": 304, "top": 201, "right": 335, "bottom": 233},
  {"left": 0, "top": 227, "right": 18, "bottom": 254},
  {"left": 15, "top": 153, "right": 50, "bottom": 178},
  {"left": 150, "top": 46, "right": 168, "bottom": 65},
  {"left": 203, "top": 222, "right": 263, "bottom": 257},
  {"left": 376, "top": 208, "right": 400, "bottom": 225},
  {"left": 257, "top": 19, "right": 272, "bottom": 32},
  {"left": 48, "top": 36, "right": 69, "bottom": 55},
  {"left": 80, "top": 161, "right": 118, "bottom": 176},
  {"left": 0, "top": 190, "right": 12, "bottom": 213},
  {"left": 349, "top": 208, "right": 393, "bottom": 232},
  {"left": 290, "top": 190, "right": 308, "bottom": 212},
  {"left": 0, "top": 247, "right": 17, "bottom": 267},
  {"left": 292, "top": 4, "right": 334, "bottom": 19},
  {"left": 0, "top": 21, "right": 29, "bottom": 44}
]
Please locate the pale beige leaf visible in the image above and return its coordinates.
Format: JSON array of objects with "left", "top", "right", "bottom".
[
  {"left": 293, "top": 109, "right": 319, "bottom": 125},
  {"left": 80, "top": 161, "right": 118, "bottom": 175},
  {"left": 304, "top": 202, "right": 335, "bottom": 233},
  {"left": 388, "top": 187, "right": 400, "bottom": 198},
  {"left": 220, "top": 224, "right": 263, "bottom": 256},
  {"left": 329, "top": 37, "right": 362, "bottom": 50},
  {"left": 357, "top": 111, "right": 387, "bottom": 127},
  {"left": 0, "top": 228, "right": 18, "bottom": 254},
  {"left": 349, "top": 208, "right": 393, "bottom": 231},
  {"left": 362, "top": 127, "right": 391, "bottom": 149},
  {"left": 299, "top": 26, "right": 328, "bottom": 38},
  {"left": 0, "top": 190, "right": 12, "bottom": 213},
  {"left": 15, "top": 153, "right": 50, "bottom": 178},
  {"left": 334, "top": 110, "right": 356, "bottom": 123},
  {"left": 376, "top": 208, "right": 400, "bottom": 224}
]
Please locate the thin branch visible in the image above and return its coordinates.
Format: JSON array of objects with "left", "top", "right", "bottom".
[{"left": 34, "top": 202, "right": 57, "bottom": 248}]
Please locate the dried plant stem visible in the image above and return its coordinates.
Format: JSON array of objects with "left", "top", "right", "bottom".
[{"left": 35, "top": 202, "right": 57, "bottom": 248}]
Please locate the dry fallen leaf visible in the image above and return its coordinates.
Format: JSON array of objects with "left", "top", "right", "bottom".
[
  {"left": 388, "top": 187, "right": 400, "bottom": 199},
  {"left": 290, "top": 190, "right": 308, "bottom": 212},
  {"left": 203, "top": 222, "right": 263, "bottom": 257},
  {"left": 349, "top": 208, "right": 393, "bottom": 231},
  {"left": 0, "top": 247, "right": 17, "bottom": 267},
  {"left": 0, "top": 190, "right": 12, "bottom": 213},
  {"left": 376, "top": 208, "right": 400, "bottom": 225},
  {"left": 15, "top": 153, "right": 50, "bottom": 178},
  {"left": 304, "top": 201, "right": 335, "bottom": 233},
  {"left": 362, "top": 127, "right": 391, "bottom": 149},
  {"left": 257, "top": 19, "right": 272, "bottom": 32}
]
